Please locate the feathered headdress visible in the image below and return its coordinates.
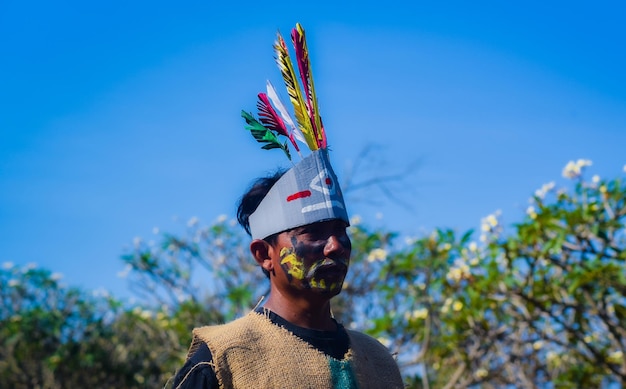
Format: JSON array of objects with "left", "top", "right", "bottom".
[
  {"left": 241, "top": 23, "right": 349, "bottom": 240},
  {"left": 241, "top": 23, "right": 326, "bottom": 160}
]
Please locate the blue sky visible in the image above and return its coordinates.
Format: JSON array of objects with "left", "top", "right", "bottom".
[{"left": 1, "top": 1, "right": 625, "bottom": 299}]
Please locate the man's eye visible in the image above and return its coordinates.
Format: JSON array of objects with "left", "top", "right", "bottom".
[{"left": 301, "top": 227, "right": 322, "bottom": 236}]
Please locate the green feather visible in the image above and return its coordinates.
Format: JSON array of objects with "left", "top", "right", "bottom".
[{"left": 241, "top": 111, "right": 291, "bottom": 160}]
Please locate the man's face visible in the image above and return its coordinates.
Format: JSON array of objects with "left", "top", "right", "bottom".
[{"left": 273, "top": 219, "right": 351, "bottom": 296}]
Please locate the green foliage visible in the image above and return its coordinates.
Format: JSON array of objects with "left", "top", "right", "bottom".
[
  {"left": 361, "top": 164, "right": 626, "bottom": 388},
  {"left": 2, "top": 161, "right": 625, "bottom": 388},
  {"left": 0, "top": 266, "right": 134, "bottom": 387}
]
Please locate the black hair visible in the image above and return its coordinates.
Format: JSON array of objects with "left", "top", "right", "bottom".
[
  {"left": 236, "top": 168, "right": 286, "bottom": 238},
  {"left": 236, "top": 169, "right": 286, "bottom": 277}
]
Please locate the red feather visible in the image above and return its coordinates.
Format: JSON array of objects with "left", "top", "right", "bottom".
[
  {"left": 292, "top": 28, "right": 311, "bottom": 112},
  {"left": 257, "top": 93, "right": 300, "bottom": 152},
  {"left": 257, "top": 93, "right": 287, "bottom": 136}
]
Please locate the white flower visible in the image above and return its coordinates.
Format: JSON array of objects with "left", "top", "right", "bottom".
[
  {"left": 532, "top": 340, "right": 544, "bottom": 350},
  {"left": 367, "top": 248, "right": 387, "bottom": 262},
  {"left": 377, "top": 337, "right": 391, "bottom": 347},
  {"left": 447, "top": 267, "right": 462, "bottom": 282},
  {"left": 562, "top": 161, "right": 579, "bottom": 178},
  {"left": 8, "top": 279, "right": 19, "bottom": 287},
  {"left": 608, "top": 350, "right": 623, "bottom": 364},
  {"left": 446, "top": 258, "right": 471, "bottom": 283},
  {"left": 607, "top": 304, "right": 615, "bottom": 315},
  {"left": 546, "top": 351, "right": 560, "bottom": 366},
  {"left": 534, "top": 181, "right": 556, "bottom": 199},
  {"left": 475, "top": 368, "right": 488, "bottom": 379},
  {"left": 2, "top": 261, "right": 14, "bottom": 269},
  {"left": 592, "top": 175, "right": 601, "bottom": 184},
  {"left": 452, "top": 300, "right": 464, "bottom": 311},
  {"left": 480, "top": 212, "right": 500, "bottom": 232},
  {"left": 22, "top": 263, "right": 37, "bottom": 272},
  {"left": 446, "top": 266, "right": 470, "bottom": 283},
  {"left": 562, "top": 159, "right": 592, "bottom": 179},
  {"left": 468, "top": 242, "right": 478, "bottom": 252},
  {"left": 409, "top": 308, "right": 429, "bottom": 320},
  {"left": 175, "top": 290, "right": 187, "bottom": 303},
  {"left": 526, "top": 206, "right": 537, "bottom": 219},
  {"left": 50, "top": 273, "right": 63, "bottom": 281},
  {"left": 350, "top": 215, "right": 362, "bottom": 226},
  {"left": 404, "top": 236, "right": 417, "bottom": 246},
  {"left": 623, "top": 164, "right": 626, "bottom": 173},
  {"left": 187, "top": 216, "right": 199, "bottom": 227},
  {"left": 216, "top": 214, "right": 227, "bottom": 223},
  {"left": 92, "top": 288, "right": 110, "bottom": 298},
  {"left": 117, "top": 264, "right": 132, "bottom": 279}
]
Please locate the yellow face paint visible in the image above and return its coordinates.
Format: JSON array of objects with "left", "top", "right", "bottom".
[
  {"left": 280, "top": 247, "right": 305, "bottom": 280},
  {"left": 279, "top": 246, "right": 344, "bottom": 294},
  {"left": 309, "top": 278, "right": 327, "bottom": 290}
]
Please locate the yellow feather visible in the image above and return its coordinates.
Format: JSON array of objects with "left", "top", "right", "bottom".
[
  {"left": 274, "top": 32, "right": 318, "bottom": 151},
  {"left": 295, "top": 23, "right": 325, "bottom": 148}
]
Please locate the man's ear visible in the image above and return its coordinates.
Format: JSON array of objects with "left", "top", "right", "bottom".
[{"left": 250, "top": 239, "right": 273, "bottom": 272}]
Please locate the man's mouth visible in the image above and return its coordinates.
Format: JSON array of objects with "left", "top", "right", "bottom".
[{"left": 306, "top": 258, "right": 348, "bottom": 279}]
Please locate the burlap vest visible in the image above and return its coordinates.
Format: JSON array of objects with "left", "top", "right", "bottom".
[{"left": 185, "top": 312, "right": 404, "bottom": 389}]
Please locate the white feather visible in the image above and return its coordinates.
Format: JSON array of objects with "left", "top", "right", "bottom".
[{"left": 266, "top": 80, "right": 306, "bottom": 144}]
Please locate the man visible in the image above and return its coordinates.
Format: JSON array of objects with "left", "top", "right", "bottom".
[{"left": 172, "top": 24, "right": 404, "bottom": 389}]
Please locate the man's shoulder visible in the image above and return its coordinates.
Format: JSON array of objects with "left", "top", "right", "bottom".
[
  {"left": 344, "top": 329, "right": 404, "bottom": 387},
  {"left": 345, "top": 329, "right": 400, "bottom": 367},
  {"left": 192, "top": 312, "right": 263, "bottom": 344},
  {"left": 345, "top": 329, "right": 391, "bottom": 352}
]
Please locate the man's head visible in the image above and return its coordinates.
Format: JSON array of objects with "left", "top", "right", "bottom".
[{"left": 237, "top": 171, "right": 352, "bottom": 295}]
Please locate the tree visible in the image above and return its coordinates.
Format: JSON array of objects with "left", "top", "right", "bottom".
[
  {"left": 0, "top": 264, "right": 188, "bottom": 388},
  {"left": 365, "top": 160, "right": 626, "bottom": 387},
  {"left": 0, "top": 265, "right": 119, "bottom": 388},
  {"left": 120, "top": 215, "right": 269, "bottom": 321},
  {"left": 2, "top": 159, "right": 624, "bottom": 388}
]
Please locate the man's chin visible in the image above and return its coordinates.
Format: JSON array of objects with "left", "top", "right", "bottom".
[{"left": 307, "top": 278, "right": 345, "bottom": 296}]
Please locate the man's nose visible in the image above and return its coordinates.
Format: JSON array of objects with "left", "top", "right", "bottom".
[{"left": 324, "top": 235, "right": 351, "bottom": 258}]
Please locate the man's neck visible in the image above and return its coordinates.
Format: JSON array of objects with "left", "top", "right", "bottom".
[{"left": 262, "top": 289, "right": 337, "bottom": 331}]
